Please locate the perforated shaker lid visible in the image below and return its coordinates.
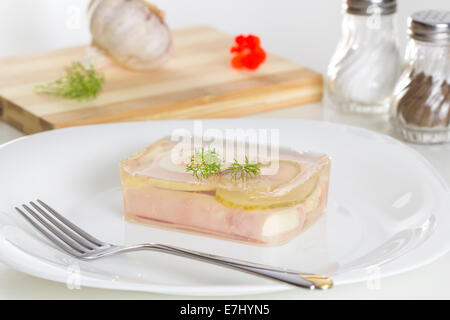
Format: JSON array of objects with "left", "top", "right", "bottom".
[
  {"left": 409, "top": 10, "right": 450, "bottom": 44},
  {"left": 345, "top": 0, "right": 397, "bottom": 16}
]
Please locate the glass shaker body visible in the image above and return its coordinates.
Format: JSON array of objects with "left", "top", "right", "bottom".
[
  {"left": 326, "top": 5, "right": 402, "bottom": 114},
  {"left": 390, "top": 11, "right": 450, "bottom": 144}
]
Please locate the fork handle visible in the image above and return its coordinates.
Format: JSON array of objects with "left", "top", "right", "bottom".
[{"left": 130, "top": 243, "right": 332, "bottom": 290}]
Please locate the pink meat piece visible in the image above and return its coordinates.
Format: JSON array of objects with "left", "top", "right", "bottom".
[{"left": 120, "top": 137, "right": 330, "bottom": 246}]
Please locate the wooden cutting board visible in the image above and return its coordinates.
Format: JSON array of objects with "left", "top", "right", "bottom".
[{"left": 0, "top": 26, "right": 323, "bottom": 134}]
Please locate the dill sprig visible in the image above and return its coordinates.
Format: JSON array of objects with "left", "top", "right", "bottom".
[
  {"left": 34, "top": 62, "right": 105, "bottom": 101},
  {"left": 185, "top": 148, "right": 223, "bottom": 181},
  {"left": 185, "top": 148, "right": 261, "bottom": 182},
  {"left": 228, "top": 156, "right": 261, "bottom": 182}
]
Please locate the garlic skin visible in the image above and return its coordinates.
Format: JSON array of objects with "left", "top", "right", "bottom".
[{"left": 88, "top": 0, "right": 172, "bottom": 70}]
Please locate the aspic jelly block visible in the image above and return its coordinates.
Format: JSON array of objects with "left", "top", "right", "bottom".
[{"left": 119, "top": 138, "right": 330, "bottom": 246}]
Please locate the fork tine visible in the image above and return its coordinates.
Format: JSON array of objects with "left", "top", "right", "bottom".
[
  {"left": 29, "top": 201, "right": 97, "bottom": 250},
  {"left": 21, "top": 204, "right": 89, "bottom": 254},
  {"left": 37, "top": 199, "right": 104, "bottom": 246},
  {"left": 15, "top": 207, "right": 83, "bottom": 257}
]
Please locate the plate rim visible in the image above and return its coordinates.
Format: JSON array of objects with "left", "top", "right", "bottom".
[{"left": 0, "top": 119, "right": 449, "bottom": 295}]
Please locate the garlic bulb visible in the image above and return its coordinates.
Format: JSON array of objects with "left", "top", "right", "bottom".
[{"left": 88, "top": 0, "right": 173, "bottom": 70}]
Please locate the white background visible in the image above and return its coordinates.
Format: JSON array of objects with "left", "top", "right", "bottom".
[
  {"left": 0, "top": 0, "right": 449, "bottom": 299},
  {"left": 0, "top": 0, "right": 449, "bottom": 72}
]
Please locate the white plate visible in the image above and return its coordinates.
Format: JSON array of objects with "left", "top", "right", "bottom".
[{"left": 0, "top": 119, "right": 449, "bottom": 296}]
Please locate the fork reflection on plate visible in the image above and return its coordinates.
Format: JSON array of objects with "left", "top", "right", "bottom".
[{"left": 15, "top": 199, "right": 333, "bottom": 290}]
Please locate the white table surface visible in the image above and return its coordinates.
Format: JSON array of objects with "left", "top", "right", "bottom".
[{"left": 0, "top": 103, "right": 449, "bottom": 300}]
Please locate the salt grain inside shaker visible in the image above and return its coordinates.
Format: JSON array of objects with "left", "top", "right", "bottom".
[
  {"left": 390, "top": 10, "right": 450, "bottom": 144},
  {"left": 326, "top": 0, "right": 402, "bottom": 114}
]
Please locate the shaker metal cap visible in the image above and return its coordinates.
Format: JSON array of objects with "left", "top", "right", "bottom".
[
  {"left": 409, "top": 10, "right": 450, "bottom": 44},
  {"left": 345, "top": 0, "right": 397, "bottom": 16}
]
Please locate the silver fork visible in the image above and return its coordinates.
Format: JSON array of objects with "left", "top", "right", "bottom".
[{"left": 15, "top": 200, "right": 333, "bottom": 290}]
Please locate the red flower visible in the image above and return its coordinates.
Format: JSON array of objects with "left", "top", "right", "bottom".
[{"left": 230, "top": 34, "right": 266, "bottom": 70}]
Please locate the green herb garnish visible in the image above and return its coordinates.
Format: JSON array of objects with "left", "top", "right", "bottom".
[
  {"left": 185, "top": 148, "right": 261, "bottom": 182},
  {"left": 185, "top": 148, "right": 223, "bottom": 181},
  {"left": 228, "top": 156, "right": 261, "bottom": 182},
  {"left": 34, "top": 62, "right": 105, "bottom": 101}
]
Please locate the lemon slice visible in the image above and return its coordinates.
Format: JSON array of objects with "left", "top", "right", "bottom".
[
  {"left": 120, "top": 138, "right": 216, "bottom": 192},
  {"left": 120, "top": 170, "right": 218, "bottom": 191},
  {"left": 216, "top": 161, "right": 319, "bottom": 210}
]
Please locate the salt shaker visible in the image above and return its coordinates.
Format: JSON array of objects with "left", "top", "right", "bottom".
[
  {"left": 390, "top": 10, "right": 450, "bottom": 144},
  {"left": 326, "top": 0, "right": 402, "bottom": 114}
]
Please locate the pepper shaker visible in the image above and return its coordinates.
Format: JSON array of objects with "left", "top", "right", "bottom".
[
  {"left": 390, "top": 10, "right": 450, "bottom": 144},
  {"left": 326, "top": 0, "right": 402, "bottom": 114}
]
